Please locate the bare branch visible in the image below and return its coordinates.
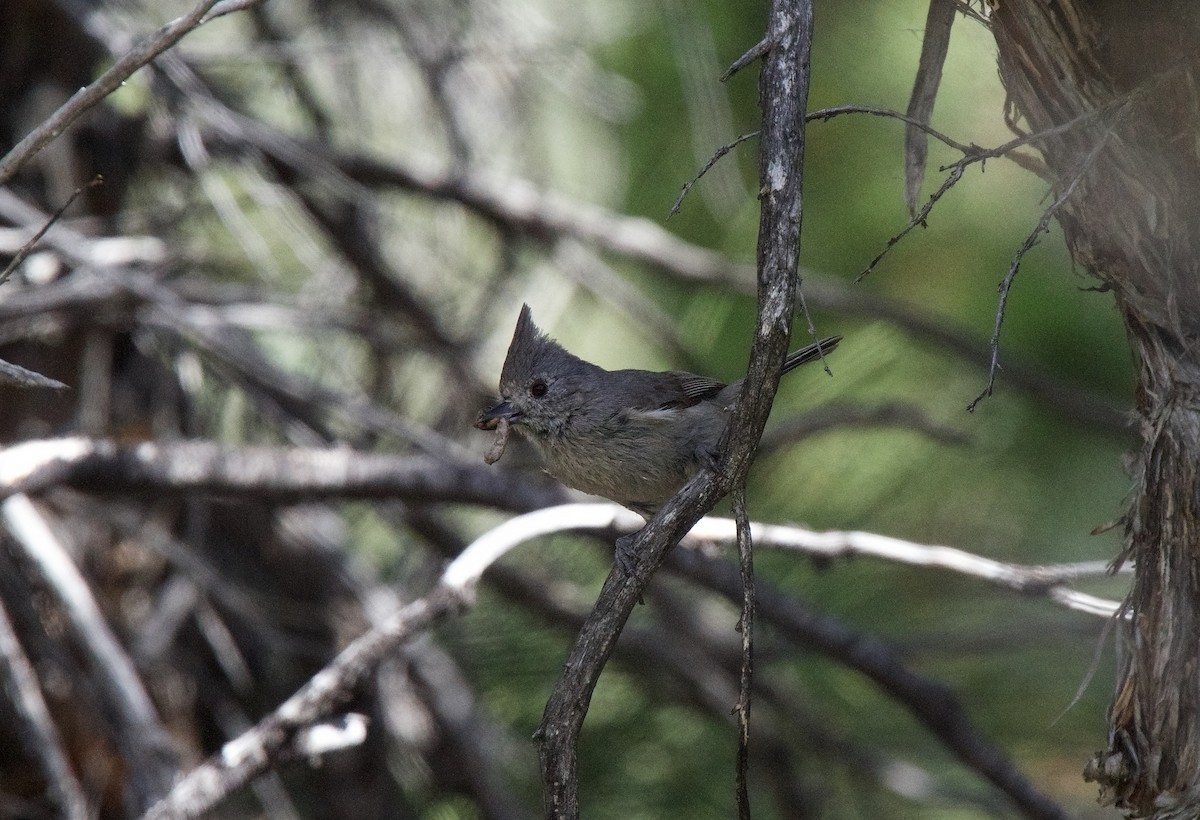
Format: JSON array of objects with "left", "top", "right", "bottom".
[
  {"left": 1, "top": 495, "right": 178, "bottom": 810},
  {"left": 0, "top": 595, "right": 89, "bottom": 820},
  {"left": 141, "top": 589, "right": 452, "bottom": 820},
  {"left": 0, "top": 437, "right": 568, "bottom": 511},
  {"left": 440, "top": 503, "right": 1124, "bottom": 618},
  {"left": 434, "top": 502, "right": 1087, "bottom": 815},
  {"left": 669, "top": 131, "right": 760, "bottom": 218},
  {"left": 439, "top": 504, "right": 634, "bottom": 592},
  {"left": 967, "top": 122, "right": 1117, "bottom": 412},
  {"left": 733, "top": 489, "right": 754, "bottom": 820},
  {"left": 0, "top": 0, "right": 264, "bottom": 186},
  {"left": 0, "top": 357, "right": 68, "bottom": 390},
  {"left": 904, "top": 0, "right": 957, "bottom": 215},
  {"left": 0, "top": 177, "right": 102, "bottom": 287},
  {"left": 729, "top": 521, "right": 1123, "bottom": 619}
]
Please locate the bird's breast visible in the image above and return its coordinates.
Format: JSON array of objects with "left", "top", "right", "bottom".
[{"left": 531, "top": 407, "right": 719, "bottom": 508}]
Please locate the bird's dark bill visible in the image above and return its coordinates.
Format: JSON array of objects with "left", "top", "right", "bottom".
[{"left": 475, "top": 400, "right": 517, "bottom": 430}]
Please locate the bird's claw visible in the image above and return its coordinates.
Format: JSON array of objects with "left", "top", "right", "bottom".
[
  {"left": 614, "top": 531, "right": 640, "bottom": 576},
  {"left": 697, "top": 447, "right": 724, "bottom": 478}
]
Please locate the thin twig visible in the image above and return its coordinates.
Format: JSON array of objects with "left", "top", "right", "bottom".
[
  {"left": 0, "top": 0, "right": 264, "bottom": 186},
  {"left": 967, "top": 125, "right": 1117, "bottom": 412},
  {"left": 806, "top": 105, "right": 974, "bottom": 154},
  {"left": 0, "top": 176, "right": 102, "bottom": 287},
  {"left": 733, "top": 489, "right": 755, "bottom": 820},
  {"left": 1, "top": 494, "right": 178, "bottom": 810},
  {"left": 669, "top": 131, "right": 759, "bottom": 218},
  {"left": 858, "top": 163, "right": 965, "bottom": 280},
  {"left": 722, "top": 35, "right": 773, "bottom": 82},
  {"left": 841, "top": 98, "right": 1141, "bottom": 280}
]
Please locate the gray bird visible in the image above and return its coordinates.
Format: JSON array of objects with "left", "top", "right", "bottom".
[{"left": 477, "top": 305, "right": 841, "bottom": 547}]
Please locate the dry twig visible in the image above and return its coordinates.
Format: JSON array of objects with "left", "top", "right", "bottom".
[
  {"left": 0, "top": 0, "right": 264, "bottom": 186},
  {"left": 732, "top": 489, "right": 755, "bottom": 819}
]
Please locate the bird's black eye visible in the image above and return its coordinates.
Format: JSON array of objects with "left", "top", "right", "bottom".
[{"left": 530, "top": 380, "right": 548, "bottom": 398}]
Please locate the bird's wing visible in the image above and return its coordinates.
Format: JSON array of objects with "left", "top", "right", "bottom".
[
  {"left": 608, "top": 370, "right": 727, "bottom": 411},
  {"left": 671, "top": 373, "right": 727, "bottom": 406}
]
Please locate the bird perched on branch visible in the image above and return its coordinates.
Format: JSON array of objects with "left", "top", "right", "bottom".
[{"left": 477, "top": 304, "right": 840, "bottom": 568}]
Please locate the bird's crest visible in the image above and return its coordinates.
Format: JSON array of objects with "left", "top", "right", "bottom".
[{"left": 500, "top": 304, "right": 575, "bottom": 387}]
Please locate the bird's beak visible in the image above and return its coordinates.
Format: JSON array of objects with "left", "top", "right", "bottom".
[{"left": 474, "top": 400, "right": 520, "bottom": 430}]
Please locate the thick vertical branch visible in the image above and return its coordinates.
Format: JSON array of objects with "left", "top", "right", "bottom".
[
  {"left": 534, "top": 0, "right": 813, "bottom": 817},
  {"left": 732, "top": 0, "right": 813, "bottom": 458},
  {"left": 990, "top": 4, "right": 1200, "bottom": 815}
]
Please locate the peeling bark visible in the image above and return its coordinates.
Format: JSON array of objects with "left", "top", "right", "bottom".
[{"left": 990, "top": 3, "right": 1200, "bottom": 816}]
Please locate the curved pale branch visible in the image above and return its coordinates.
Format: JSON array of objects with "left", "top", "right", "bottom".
[{"left": 451, "top": 503, "right": 1123, "bottom": 618}]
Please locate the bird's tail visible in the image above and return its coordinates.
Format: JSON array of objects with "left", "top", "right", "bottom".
[{"left": 781, "top": 335, "right": 842, "bottom": 374}]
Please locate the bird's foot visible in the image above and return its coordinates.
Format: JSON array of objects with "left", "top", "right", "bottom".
[
  {"left": 615, "top": 531, "right": 641, "bottom": 577},
  {"left": 697, "top": 447, "right": 724, "bottom": 478}
]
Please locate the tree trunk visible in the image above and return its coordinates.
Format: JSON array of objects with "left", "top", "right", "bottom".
[{"left": 990, "top": 3, "right": 1200, "bottom": 816}]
